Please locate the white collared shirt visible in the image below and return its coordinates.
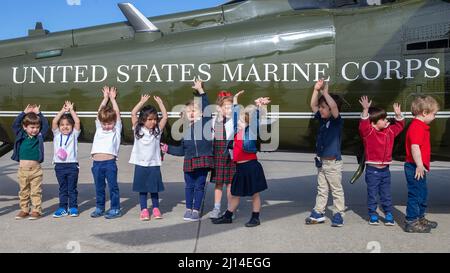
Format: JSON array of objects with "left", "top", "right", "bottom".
[
  {"left": 129, "top": 126, "right": 162, "bottom": 167},
  {"left": 91, "top": 119, "right": 122, "bottom": 157}
]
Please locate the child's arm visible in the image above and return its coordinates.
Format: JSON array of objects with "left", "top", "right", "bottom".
[
  {"left": 154, "top": 96, "right": 168, "bottom": 131},
  {"left": 109, "top": 86, "right": 121, "bottom": 121},
  {"left": 12, "top": 105, "right": 31, "bottom": 134},
  {"left": 167, "top": 140, "right": 185, "bottom": 156},
  {"left": 310, "top": 79, "right": 324, "bottom": 113},
  {"left": 52, "top": 103, "right": 68, "bottom": 131},
  {"left": 131, "top": 94, "right": 150, "bottom": 128},
  {"left": 33, "top": 105, "right": 49, "bottom": 137},
  {"left": 411, "top": 145, "right": 426, "bottom": 179},
  {"left": 358, "top": 96, "right": 372, "bottom": 137},
  {"left": 67, "top": 101, "right": 81, "bottom": 131},
  {"left": 233, "top": 91, "right": 245, "bottom": 133},
  {"left": 390, "top": 102, "right": 405, "bottom": 137},
  {"left": 192, "top": 78, "right": 209, "bottom": 112},
  {"left": 321, "top": 82, "right": 340, "bottom": 119},
  {"left": 98, "top": 86, "right": 110, "bottom": 112}
]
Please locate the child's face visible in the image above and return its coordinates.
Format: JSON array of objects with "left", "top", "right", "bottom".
[
  {"left": 101, "top": 121, "right": 116, "bottom": 131},
  {"left": 23, "top": 124, "right": 40, "bottom": 137},
  {"left": 372, "top": 118, "right": 389, "bottom": 131},
  {"left": 59, "top": 119, "right": 73, "bottom": 135},
  {"left": 318, "top": 102, "right": 331, "bottom": 119},
  {"left": 144, "top": 115, "right": 158, "bottom": 130},
  {"left": 422, "top": 111, "right": 437, "bottom": 124},
  {"left": 219, "top": 101, "right": 233, "bottom": 119},
  {"left": 185, "top": 105, "right": 202, "bottom": 122}
]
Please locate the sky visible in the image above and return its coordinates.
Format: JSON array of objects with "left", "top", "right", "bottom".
[{"left": 1, "top": 0, "right": 225, "bottom": 41}]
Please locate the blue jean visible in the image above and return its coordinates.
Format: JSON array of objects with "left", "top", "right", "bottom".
[
  {"left": 184, "top": 168, "right": 209, "bottom": 210},
  {"left": 55, "top": 163, "right": 79, "bottom": 209},
  {"left": 405, "top": 162, "right": 428, "bottom": 221},
  {"left": 91, "top": 159, "right": 120, "bottom": 210},
  {"left": 365, "top": 165, "right": 392, "bottom": 216}
]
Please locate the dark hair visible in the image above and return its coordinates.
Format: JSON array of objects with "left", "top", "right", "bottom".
[
  {"left": 135, "top": 105, "right": 160, "bottom": 139},
  {"left": 368, "top": 107, "right": 387, "bottom": 124},
  {"left": 58, "top": 113, "right": 75, "bottom": 127},
  {"left": 22, "top": 113, "right": 40, "bottom": 127},
  {"left": 318, "top": 94, "right": 342, "bottom": 111}
]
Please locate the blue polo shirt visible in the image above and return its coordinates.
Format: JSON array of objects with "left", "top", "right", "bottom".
[{"left": 315, "top": 111, "right": 343, "bottom": 160}]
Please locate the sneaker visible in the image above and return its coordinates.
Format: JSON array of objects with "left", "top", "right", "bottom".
[
  {"left": 105, "top": 209, "right": 122, "bottom": 219},
  {"left": 140, "top": 208, "right": 150, "bottom": 221},
  {"left": 384, "top": 213, "right": 395, "bottom": 226},
  {"left": 68, "top": 208, "right": 79, "bottom": 217},
  {"left": 208, "top": 208, "right": 221, "bottom": 219},
  {"left": 245, "top": 218, "right": 260, "bottom": 228},
  {"left": 405, "top": 219, "right": 431, "bottom": 233},
  {"left": 183, "top": 209, "right": 193, "bottom": 221},
  {"left": 152, "top": 208, "right": 163, "bottom": 219},
  {"left": 90, "top": 207, "right": 105, "bottom": 218},
  {"left": 53, "top": 208, "right": 68, "bottom": 218},
  {"left": 28, "top": 211, "right": 42, "bottom": 220},
  {"left": 212, "top": 214, "right": 233, "bottom": 224},
  {"left": 369, "top": 215, "right": 380, "bottom": 225},
  {"left": 15, "top": 211, "right": 29, "bottom": 220},
  {"left": 331, "top": 213, "right": 344, "bottom": 227},
  {"left": 190, "top": 210, "right": 200, "bottom": 222},
  {"left": 305, "top": 210, "right": 325, "bottom": 224},
  {"left": 419, "top": 217, "right": 438, "bottom": 229}
]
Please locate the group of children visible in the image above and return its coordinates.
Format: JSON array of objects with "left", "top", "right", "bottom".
[{"left": 10, "top": 78, "right": 440, "bottom": 232}]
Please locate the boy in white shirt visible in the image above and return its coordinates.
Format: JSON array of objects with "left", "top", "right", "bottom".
[{"left": 90, "top": 86, "right": 123, "bottom": 219}]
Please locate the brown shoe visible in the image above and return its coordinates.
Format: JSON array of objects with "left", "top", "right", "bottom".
[
  {"left": 28, "top": 211, "right": 42, "bottom": 220},
  {"left": 15, "top": 211, "right": 29, "bottom": 220}
]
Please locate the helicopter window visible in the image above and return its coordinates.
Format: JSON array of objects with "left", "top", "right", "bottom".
[
  {"left": 407, "top": 42, "right": 427, "bottom": 50},
  {"left": 407, "top": 39, "right": 449, "bottom": 51},
  {"left": 428, "top": 39, "right": 449, "bottom": 49}
]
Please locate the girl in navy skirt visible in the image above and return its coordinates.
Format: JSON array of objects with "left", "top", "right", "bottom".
[
  {"left": 207, "top": 91, "right": 236, "bottom": 219},
  {"left": 213, "top": 90, "right": 270, "bottom": 227},
  {"left": 129, "top": 94, "right": 168, "bottom": 221}
]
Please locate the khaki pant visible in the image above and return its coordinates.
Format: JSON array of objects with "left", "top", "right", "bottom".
[
  {"left": 313, "top": 160, "right": 345, "bottom": 215},
  {"left": 17, "top": 165, "right": 43, "bottom": 213}
]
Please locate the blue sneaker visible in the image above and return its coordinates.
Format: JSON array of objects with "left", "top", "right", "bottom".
[
  {"left": 90, "top": 208, "right": 105, "bottom": 218},
  {"left": 53, "top": 208, "right": 68, "bottom": 218},
  {"left": 183, "top": 209, "right": 193, "bottom": 221},
  {"left": 68, "top": 208, "right": 79, "bottom": 217},
  {"left": 104, "top": 209, "right": 122, "bottom": 219},
  {"left": 384, "top": 212, "right": 395, "bottom": 226},
  {"left": 190, "top": 210, "right": 200, "bottom": 222},
  {"left": 305, "top": 210, "right": 325, "bottom": 224},
  {"left": 331, "top": 213, "right": 344, "bottom": 227},
  {"left": 369, "top": 214, "right": 380, "bottom": 225}
]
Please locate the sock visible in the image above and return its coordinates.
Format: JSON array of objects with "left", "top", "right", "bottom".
[
  {"left": 214, "top": 203, "right": 221, "bottom": 210},
  {"left": 252, "top": 212, "right": 260, "bottom": 220},
  {"left": 223, "top": 210, "right": 233, "bottom": 219},
  {"left": 139, "top": 193, "right": 147, "bottom": 210},
  {"left": 150, "top": 193, "right": 159, "bottom": 208}
]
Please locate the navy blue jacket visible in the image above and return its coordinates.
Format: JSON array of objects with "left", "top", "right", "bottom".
[
  {"left": 168, "top": 93, "right": 213, "bottom": 160},
  {"left": 11, "top": 112, "right": 50, "bottom": 163},
  {"left": 233, "top": 104, "right": 261, "bottom": 154}
]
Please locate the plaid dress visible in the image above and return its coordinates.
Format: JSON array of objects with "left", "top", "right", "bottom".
[
  {"left": 210, "top": 117, "right": 236, "bottom": 184},
  {"left": 183, "top": 156, "right": 214, "bottom": 173}
]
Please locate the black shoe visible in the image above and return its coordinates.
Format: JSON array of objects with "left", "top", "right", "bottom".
[
  {"left": 212, "top": 215, "right": 232, "bottom": 224},
  {"left": 245, "top": 218, "right": 260, "bottom": 228},
  {"left": 405, "top": 220, "right": 431, "bottom": 233},
  {"left": 419, "top": 217, "right": 438, "bottom": 229}
]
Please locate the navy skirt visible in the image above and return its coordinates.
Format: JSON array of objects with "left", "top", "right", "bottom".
[
  {"left": 132, "top": 165, "right": 165, "bottom": 193},
  {"left": 231, "top": 160, "right": 267, "bottom": 197}
]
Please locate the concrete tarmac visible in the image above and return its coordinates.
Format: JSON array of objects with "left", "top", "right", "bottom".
[{"left": 1, "top": 143, "right": 450, "bottom": 253}]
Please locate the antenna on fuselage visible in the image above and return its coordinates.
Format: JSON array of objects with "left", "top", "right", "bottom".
[{"left": 118, "top": 3, "right": 160, "bottom": 32}]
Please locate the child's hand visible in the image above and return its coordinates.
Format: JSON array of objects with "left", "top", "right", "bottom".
[
  {"left": 102, "top": 86, "right": 110, "bottom": 99},
  {"left": 109, "top": 86, "right": 117, "bottom": 99},
  {"left": 160, "top": 143, "right": 168, "bottom": 153},
  {"left": 393, "top": 103, "right": 402, "bottom": 117},
  {"left": 154, "top": 96, "right": 163, "bottom": 105},
  {"left": 359, "top": 96, "right": 372, "bottom": 110},
  {"left": 24, "top": 104, "right": 33, "bottom": 113},
  {"left": 415, "top": 164, "right": 426, "bottom": 180},
  {"left": 314, "top": 78, "right": 325, "bottom": 92},
  {"left": 192, "top": 78, "right": 204, "bottom": 92},
  {"left": 65, "top": 101, "right": 74, "bottom": 111},
  {"left": 140, "top": 94, "right": 150, "bottom": 104},
  {"left": 321, "top": 82, "right": 329, "bottom": 96},
  {"left": 255, "top": 97, "right": 271, "bottom": 107},
  {"left": 31, "top": 105, "right": 41, "bottom": 114},
  {"left": 234, "top": 90, "right": 245, "bottom": 98}
]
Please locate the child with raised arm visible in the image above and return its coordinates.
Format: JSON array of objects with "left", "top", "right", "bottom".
[
  {"left": 12, "top": 104, "right": 49, "bottom": 220},
  {"left": 305, "top": 79, "right": 345, "bottom": 227},
  {"left": 404, "top": 95, "right": 439, "bottom": 233},
  {"left": 52, "top": 101, "right": 81, "bottom": 218},
  {"left": 90, "top": 86, "right": 123, "bottom": 219},
  {"left": 212, "top": 91, "right": 270, "bottom": 227},
  {"left": 166, "top": 79, "right": 214, "bottom": 222},
  {"left": 129, "top": 94, "right": 168, "bottom": 221},
  {"left": 359, "top": 96, "right": 405, "bottom": 226}
]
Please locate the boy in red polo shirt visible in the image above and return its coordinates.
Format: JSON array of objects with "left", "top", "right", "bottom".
[{"left": 404, "top": 95, "right": 439, "bottom": 233}]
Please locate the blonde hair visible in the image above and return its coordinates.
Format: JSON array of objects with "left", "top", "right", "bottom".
[
  {"left": 98, "top": 106, "right": 117, "bottom": 123},
  {"left": 411, "top": 95, "right": 439, "bottom": 116}
]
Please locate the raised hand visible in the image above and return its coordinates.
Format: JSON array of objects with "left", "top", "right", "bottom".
[
  {"left": 321, "top": 81, "right": 329, "bottom": 96},
  {"left": 102, "top": 86, "right": 110, "bottom": 99},
  {"left": 255, "top": 97, "right": 271, "bottom": 107},
  {"left": 24, "top": 104, "right": 33, "bottom": 113},
  {"left": 314, "top": 78, "right": 325, "bottom": 92},
  {"left": 154, "top": 95, "right": 163, "bottom": 105},
  {"left": 140, "top": 94, "right": 151, "bottom": 104},
  {"left": 65, "top": 100, "right": 74, "bottom": 111},
  {"left": 359, "top": 96, "right": 372, "bottom": 110},
  {"left": 109, "top": 86, "right": 117, "bottom": 100},
  {"left": 234, "top": 90, "right": 245, "bottom": 98},
  {"left": 393, "top": 103, "right": 402, "bottom": 117},
  {"left": 32, "top": 105, "right": 41, "bottom": 114},
  {"left": 192, "top": 78, "right": 204, "bottom": 93}
]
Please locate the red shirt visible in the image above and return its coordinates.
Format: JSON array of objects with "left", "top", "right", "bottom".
[
  {"left": 405, "top": 118, "right": 431, "bottom": 171},
  {"left": 233, "top": 130, "right": 257, "bottom": 162}
]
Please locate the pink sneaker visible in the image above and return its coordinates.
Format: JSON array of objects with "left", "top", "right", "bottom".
[
  {"left": 140, "top": 209, "right": 150, "bottom": 221},
  {"left": 152, "top": 208, "right": 163, "bottom": 219}
]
